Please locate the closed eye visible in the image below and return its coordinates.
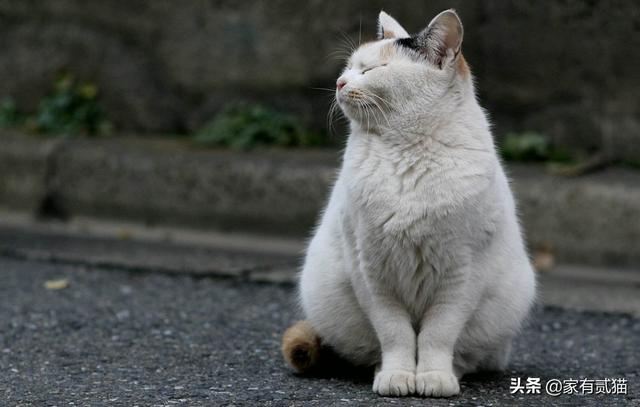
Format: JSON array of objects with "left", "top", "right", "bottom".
[{"left": 362, "top": 63, "right": 387, "bottom": 74}]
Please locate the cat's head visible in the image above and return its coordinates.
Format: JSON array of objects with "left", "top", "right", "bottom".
[{"left": 336, "top": 10, "right": 471, "bottom": 130}]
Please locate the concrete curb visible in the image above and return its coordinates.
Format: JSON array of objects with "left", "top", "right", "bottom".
[
  {"left": 1, "top": 132, "right": 639, "bottom": 268},
  {"left": 2, "top": 219, "right": 640, "bottom": 315}
]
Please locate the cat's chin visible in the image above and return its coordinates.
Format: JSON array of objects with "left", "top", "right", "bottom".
[{"left": 338, "top": 100, "right": 375, "bottom": 123}]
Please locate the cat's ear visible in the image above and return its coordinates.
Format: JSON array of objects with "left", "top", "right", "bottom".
[
  {"left": 400, "top": 9, "right": 463, "bottom": 68},
  {"left": 377, "top": 11, "right": 409, "bottom": 40}
]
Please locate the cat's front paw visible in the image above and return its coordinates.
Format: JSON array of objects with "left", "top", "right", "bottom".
[
  {"left": 373, "top": 369, "right": 416, "bottom": 396},
  {"left": 415, "top": 370, "right": 460, "bottom": 397}
]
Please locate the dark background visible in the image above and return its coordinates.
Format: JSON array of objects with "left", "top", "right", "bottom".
[{"left": 1, "top": 0, "right": 639, "bottom": 160}]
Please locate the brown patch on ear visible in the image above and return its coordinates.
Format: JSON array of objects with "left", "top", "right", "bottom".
[
  {"left": 456, "top": 54, "right": 470, "bottom": 78},
  {"left": 379, "top": 43, "right": 396, "bottom": 60},
  {"left": 282, "top": 320, "right": 321, "bottom": 373},
  {"left": 383, "top": 30, "right": 395, "bottom": 39}
]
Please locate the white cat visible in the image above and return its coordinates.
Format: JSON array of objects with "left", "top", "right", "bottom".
[{"left": 282, "top": 9, "right": 536, "bottom": 398}]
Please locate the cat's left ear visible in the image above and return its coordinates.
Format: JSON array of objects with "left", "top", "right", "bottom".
[
  {"left": 377, "top": 11, "right": 409, "bottom": 39},
  {"left": 401, "top": 9, "right": 463, "bottom": 68}
]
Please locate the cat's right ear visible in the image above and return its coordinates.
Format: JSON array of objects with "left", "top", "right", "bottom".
[{"left": 377, "top": 11, "right": 409, "bottom": 40}]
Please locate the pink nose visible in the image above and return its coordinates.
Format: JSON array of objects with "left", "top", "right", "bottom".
[{"left": 336, "top": 79, "right": 347, "bottom": 90}]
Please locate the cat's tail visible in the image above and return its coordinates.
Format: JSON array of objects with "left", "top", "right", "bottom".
[{"left": 281, "top": 320, "right": 321, "bottom": 373}]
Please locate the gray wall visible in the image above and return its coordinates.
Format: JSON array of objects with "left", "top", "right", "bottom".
[{"left": 1, "top": 1, "right": 638, "bottom": 159}]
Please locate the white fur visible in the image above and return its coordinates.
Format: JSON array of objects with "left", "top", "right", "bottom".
[
  {"left": 299, "top": 10, "right": 536, "bottom": 398},
  {"left": 378, "top": 11, "right": 409, "bottom": 38}
]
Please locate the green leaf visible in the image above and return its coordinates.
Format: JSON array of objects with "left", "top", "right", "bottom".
[
  {"left": 193, "top": 103, "right": 327, "bottom": 149},
  {"left": 34, "top": 74, "right": 111, "bottom": 136}
]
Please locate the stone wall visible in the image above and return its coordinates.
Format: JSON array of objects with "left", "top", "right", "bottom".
[{"left": 0, "top": 1, "right": 638, "bottom": 159}]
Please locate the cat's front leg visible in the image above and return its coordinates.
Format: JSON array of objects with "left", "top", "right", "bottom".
[
  {"left": 364, "top": 290, "right": 416, "bottom": 396},
  {"left": 416, "top": 271, "right": 479, "bottom": 397}
]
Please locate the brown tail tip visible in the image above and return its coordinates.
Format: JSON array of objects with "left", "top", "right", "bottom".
[{"left": 282, "top": 320, "right": 321, "bottom": 373}]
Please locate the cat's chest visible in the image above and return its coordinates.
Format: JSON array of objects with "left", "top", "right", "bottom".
[
  {"left": 344, "top": 151, "right": 451, "bottom": 234},
  {"left": 339, "top": 157, "right": 485, "bottom": 316},
  {"left": 343, "top": 216, "right": 455, "bottom": 317},
  {"left": 341, "top": 156, "right": 491, "bottom": 274},
  {"left": 342, "top": 136, "right": 493, "bottom": 234}
]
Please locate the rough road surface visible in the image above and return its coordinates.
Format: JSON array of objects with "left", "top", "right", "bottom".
[{"left": 0, "top": 224, "right": 638, "bottom": 406}]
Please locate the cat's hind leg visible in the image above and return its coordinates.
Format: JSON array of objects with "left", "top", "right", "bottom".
[
  {"left": 452, "top": 338, "right": 512, "bottom": 378},
  {"left": 477, "top": 338, "right": 512, "bottom": 372},
  {"left": 454, "top": 256, "right": 534, "bottom": 377},
  {"left": 297, "top": 251, "right": 380, "bottom": 368}
]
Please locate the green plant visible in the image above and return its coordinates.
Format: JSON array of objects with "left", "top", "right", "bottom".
[
  {"left": 501, "top": 131, "right": 571, "bottom": 163},
  {"left": 0, "top": 98, "right": 24, "bottom": 128},
  {"left": 35, "top": 74, "right": 111, "bottom": 136},
  {"left": 501, "top": 132, "right": 550, "bottom": 161},
  {"left": 194, "top": 104, "right": 325, "bottom": 149}
]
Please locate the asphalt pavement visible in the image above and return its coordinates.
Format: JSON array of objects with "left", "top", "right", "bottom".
[{"left": 0, "top": 223, "right": 639, "bottom": 406}]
